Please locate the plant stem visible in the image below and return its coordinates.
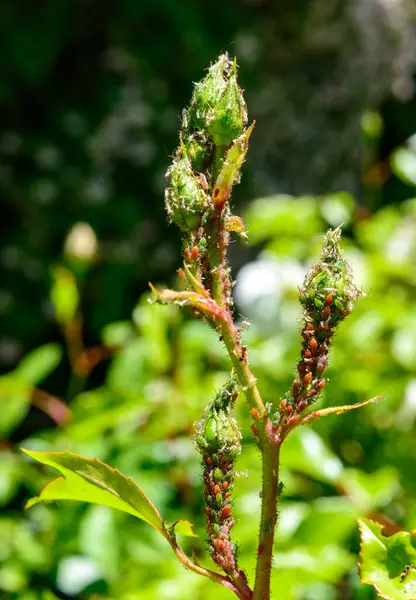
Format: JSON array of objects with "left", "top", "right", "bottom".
[
  {"left": 217, "top": 309, "right": 279, "bottom": 598},
  {"left": 253, "top": 436, "right": 281, "bottom": 600},
  {"left": 217, "top": 312, "right": 265, "bottom": 419},
  {"left": 165, "top": 531, "right": 250, "bottom": 599}
]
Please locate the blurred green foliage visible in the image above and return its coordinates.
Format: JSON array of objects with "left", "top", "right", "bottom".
[{"left": 1, "top": 188, "right": 416, "bottom": 599}]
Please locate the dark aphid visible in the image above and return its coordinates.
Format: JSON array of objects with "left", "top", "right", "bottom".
[{"left": 400, "top": 564, "right": 414, "bottom": 582}]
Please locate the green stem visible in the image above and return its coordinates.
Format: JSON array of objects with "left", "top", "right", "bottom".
[
  {"left": 253, "top": 436, "right": 280, "bottom": 600},
  {"left": 217, "top": 311, "right": 266, "bottom": 420},
  {"left": 164, "top": 531, "right": 249, "bottom": 599}
]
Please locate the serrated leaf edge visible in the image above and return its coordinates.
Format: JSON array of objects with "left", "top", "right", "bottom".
[{"left": 22, "top": 448, "right": 164, "bottom": 532}]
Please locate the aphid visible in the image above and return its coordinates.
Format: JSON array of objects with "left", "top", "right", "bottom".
[
  {"left": 177, "top": 268, "right": 185, "bottom": 277},
  {"left": 213, "top": 538, "right": 226, "bottom": 552},
  {"left": 309, "top": 337, "right": 318, "bottom": 351},
  {"left": 240, "top": 345, "right": 248, "bottom": 362},
  {"left": 325, "top": 294, "right": 333, "bottom": 304},
  {"left": 191, "top": 246, "right": 199, "bottom": 259},
  {"left": 303, "top": 372, "right": 313, "bottom": 386},
  {"left": 322, "top": 305, "right": 331, "bottom": 320},
  {"left": 251, "top": 408, "right": 260, "bottom": 421},
  {"left": 199, "top": 173, "right": 209, "bottom": 190},
  {"left": 400, "top": 564, "right": 413, "bottom": 582}
]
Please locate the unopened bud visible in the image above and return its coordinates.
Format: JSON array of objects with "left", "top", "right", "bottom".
[
  {"left": 194, "top": 377, "right": 241, "bottom": 457},
  {"left": 165, "top": 156, "right": 210, "bottom": 231},
  {"left": 189, "top": 54, "right": 247, "bottom": 147},
  {"left": 299, "top": 228, "right": 361, "bottom": 326}
]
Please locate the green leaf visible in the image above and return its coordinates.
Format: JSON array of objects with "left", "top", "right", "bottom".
[
  {"left": 0, "top": 376, "right": 31, "bottom": 438},
  {"left": 391, "top": 148, "right": 416, "bottom": 186},
  {"left": 281, "top": 428, "right": 343, "bottom": 484},
  {"left": 168, "top": 520, "right": 198, "bottom": 538},
  {"left": 15, "top": 344, "right": 62, "bottom": 385},
  {"left": 341, "top": 467, "right": 400, "bottom": 513},
  {"left": 358, "top": 518, "right": 416, "bottom": 599},
  {"left": 22, "top": 449, "right": 163, "bottom": 532}
]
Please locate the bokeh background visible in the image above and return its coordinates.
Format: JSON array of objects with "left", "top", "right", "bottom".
[{"left": 1, "top": 1, "right": 416, "bottom": 599}]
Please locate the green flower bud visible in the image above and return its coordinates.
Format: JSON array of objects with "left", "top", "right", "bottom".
[
  {"left": 194, "top": 377, "right": 241, "bottom": 456},
  {"left": 189, "top": 54, "right": 247, "bottom": 148},
  {"left": 189, "top": 55, "right": 229, "bottom": 130},
  {"left": 186, "top": 135, "right": 210, "bottom": 173},
  {"left": 165, "top": 156, "right": 210, "bottom": 232},
  {"left": 207, "top": 70, "right": 247, "bottom": 147},
  {"left": 299, "top": 228, "right": 361, "bottom": 323}
]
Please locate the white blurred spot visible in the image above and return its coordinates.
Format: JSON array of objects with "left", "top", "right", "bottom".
[
  {"left": 65, "top": 222, "right": 98, "bottom": 262},
  {"left": 57, "top": 556, "right": 101, "bottom": 595}
]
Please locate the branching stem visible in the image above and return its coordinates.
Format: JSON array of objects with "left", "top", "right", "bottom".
[{"left": 164, "top": 531, "right": 251, "bottom": 599}]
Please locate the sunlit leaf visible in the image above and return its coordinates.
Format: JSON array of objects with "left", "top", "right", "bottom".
[
  {"left": 281, "top": 428, "right": 343, "bottom": 484},
  {"left": 391, "top": 148, "right": 416, "bottom": 186},
  {"left": 22, "top": 449, "right": 163, "bottom": 532},
  {"left": 358, "top": 518, "right": 416, "bottom": 599},
  {"left": 168, "top": 520, "right": 198, "bottom": 538}
]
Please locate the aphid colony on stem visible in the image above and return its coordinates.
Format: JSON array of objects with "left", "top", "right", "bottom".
[{"left": 151, "top": 52, "right": 376, "bottom": 600}]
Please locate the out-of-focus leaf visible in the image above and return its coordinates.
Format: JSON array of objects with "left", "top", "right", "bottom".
[
  {"left": 0, "top": 560, "right": 28, "bottom": 593},
  {"left": 0, "top": 376, "right": 31, "bottom": 438},
  {"left": 358, "top": 518, "right": 416, "bottom": 599},
  {"left": 274, "top": 545, "right": 354, "bottom": 583},
  {"left": 22, "top": 450, "right": 164, "bottom": 532},
  {"left": 392, "top": 323, "right": 416, "bottom": 370},
  {"left": 293, "top": 497, "right": 358, "bottom": 548},
  {"left": 66, "top": 402, "right": 146, "bottom": 441},
  {"left": 80, "top": 505, "right": 120, "bottom": 581},
  {"left": 281, "top": 428, "right": 343, "bottom": 483},
  {"left": 341, "top": 467, "right": 400, "bottom": 512},
  {"left": 15, "top": 344, "right": 62, "bottom": 385},
  {"left": 320, "top": 192, "right": 354, "bottom": 227},
  {"left": 0, "top": 451, "right": 21, "bottom": 506},
  {"left": 50, "top": 266, "right": 79, "bottom": 325},
  {"left": 391, "top": 148, "right": 416, "bottom": 186},
  {"left": 244, "top": 195, "right": 321, "bottom": 243},
  {"left": 101, "top": 321, "right": 135, "bottom": 347}
]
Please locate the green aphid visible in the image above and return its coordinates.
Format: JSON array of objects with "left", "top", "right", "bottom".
[
  {"left": 200, "top": 236, "right": 207, "bottom": 250},
  {"left": 216, "top": 493, "right": 223, "bottom": 507},
  {"left": 214, "top": 468, "right": 222, "bottom": 482}
]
